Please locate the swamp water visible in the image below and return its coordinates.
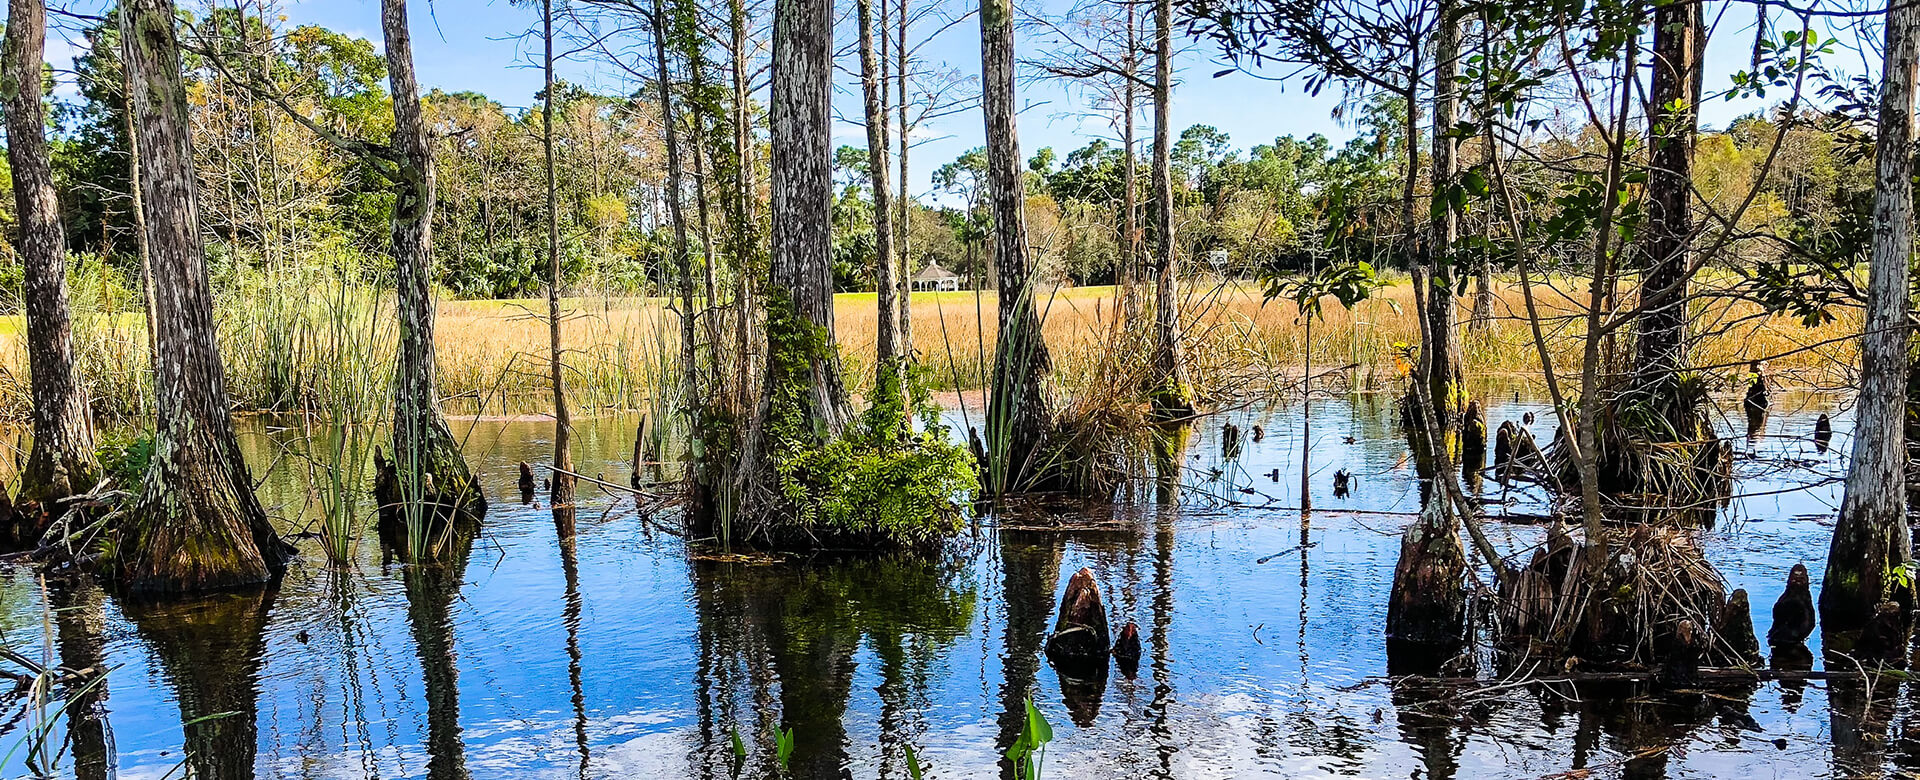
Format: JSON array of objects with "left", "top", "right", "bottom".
[{"left": 0, "top": 391, "right": 1886, "bottom": 779}]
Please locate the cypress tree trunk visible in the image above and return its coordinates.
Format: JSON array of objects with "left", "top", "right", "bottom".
[
  {"left": 542, "top": 0, "right": 574, "bottom": 507},
  {"left": 729, "top": 0, "right": 756, "bottom": 417},
  {"left": 857, "top": 0, "right": 901, "bottom": 395},
  {"left": 1148, "top": 0, "right": 1190, "bottom": 418},
  {"left": 895, "top": 0, "right": 914, "bottom": 361},
  {"left": 1424, "top": 0, "right": 1463, "bottom": 440},
  {"left": 385, "top": 0, "right": 484, "bottom": 523},
  {"left": 1821, "top": 0, "right": 1919, "bottom": 635},
  {"left": 117, "top": 0, "right": 287, "bottom": 593},
  {"left": 1121, "top": 3, "right": 1141, "bottom": 324},
  {"left": 651, "top": 0, "right": 700, "bottom": 422},
  {"left": 740, "top": 0, "right": 846, "bottom": 515},
  {"left": 980, "top": 0, "right": 1054, "bottom": 489},
  {"left": 4, "top": 0, "right": 98, "bottom": 505},
  {"left": 1635, "top": 0, "right": 1702, "bottom": 421}
]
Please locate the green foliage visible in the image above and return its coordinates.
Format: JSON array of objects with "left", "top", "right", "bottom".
[
  {"left": 762, "top": 300, "right": 976, "bottom": 549},
  {"left": 774, "top": 727, "right": 795, "bottom": 772},
  {"left": 1005, "top": 697, "right": 1054, "bottom": 780},
  {"left": 96, "top": 431, "right": 153, "bottom": 491},
  {"left": 1264, "top": 259, "right": 1382, "bottom": 317}
]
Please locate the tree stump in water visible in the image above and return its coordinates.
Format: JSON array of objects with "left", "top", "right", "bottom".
[
  {"left": 1045, "top": 567, "right": 1111, "bottom": 670},
  {"left": 1768, "top": 564, "right": 1816, "bottom": 647},
  {"left": 1386, "top": 503, "right": 1467, "bottom": 673},
  {"left": 1494, "top": 420, "right": 1515, "bottom": 472},
  {"left": 1744, "top": 360, "right": 1769, "bottom": 440},
  {"left": 518, "top": 462, "right": 536, "bottom": 505},
  {"left": 1112, "top": 621, "right": 1142, "bottom": 678},
  {"left": 1714, "top": 588, "right": 1763, "bottom": 666},
  {"left": 1814, "top": 414, "right": 1833, "bottom": 454},
  {"left": 1461, "top": 401, "right": 1487, "bottom": 474}
]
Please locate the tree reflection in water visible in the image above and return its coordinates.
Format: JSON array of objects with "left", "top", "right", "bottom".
[
  {"left": 690, "top": 555, "right": 975, "bottom": 778},
  {"left": 122, "top": 585, "right": 277, "bottom": 780}
]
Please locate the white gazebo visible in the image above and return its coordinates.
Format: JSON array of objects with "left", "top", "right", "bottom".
[{"left": 913, "top": 262, "right": 962, "bottom": 292}]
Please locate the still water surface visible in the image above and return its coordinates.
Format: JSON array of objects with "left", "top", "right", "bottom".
[{"left": 0, "top": 391, "right": 1883, "bottom": 779}]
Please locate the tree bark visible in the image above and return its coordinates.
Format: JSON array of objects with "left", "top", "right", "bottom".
[
  {"left": 1821, "top": 0, "right": 1919, "bottom": 635},
  {"left": 4, "top": 0, "right": 98, "bottom": 505},
  {"left": 1423, "top": 0, "right": 1463, "bottom": 442},
  {"left": 739, "top": 0, "right": 847, "bottom": 514},
  {"left": 385, "top": 0, "right": 484, "bottom": 525},
  {"left": 729, "top": 0, "right": 756, "bottom": 417},
  {"left": 117, "top": 0, "right": 287, "bottom": 593},
  {"left": 895, "top": 0, "right": 914, "bottom": 364},
  {"left": 980, "top": 0, "right": 1054, "bottom": 491},
  {"left": 652, "top": 0, "right": 700, "bottom": 422},
  {"left": 858, "top": 0, "right": 901, "bottom": 399},
  {"left": 1635, "top": 0, "right": 1703, "bottom": 418},
  {"left": 542, "top": 0, "right": 574, "bottom": 507},
  {"left": 1147, "top": 0, "right": 1189, "bottom": 418}
]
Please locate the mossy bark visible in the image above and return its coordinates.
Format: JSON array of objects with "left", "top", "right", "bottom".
[
  {"left": 385, "top": 0, "right": 484, "bottom": 523},
  {"left": 117, "top": 0, "right": 287, "bottom": 592},
  {"left": 738, "top": 0, "right": 847, "bottom": 526},
  {"left": 981, "top": 0, "right": 1056, "bottom": 491},
  {"left": 4, "top": 0, "right": 98, "bottom": 505},
  {"left": 1147, "top": 0, "right": 1191, "bottom": 420},
  {"left": 1823, "top": 0, "right": 1920, "bottom": 636}
]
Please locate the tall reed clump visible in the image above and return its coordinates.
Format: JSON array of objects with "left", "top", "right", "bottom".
[{"left": 301, "top": 270, "right": 394, "bottom": 564}]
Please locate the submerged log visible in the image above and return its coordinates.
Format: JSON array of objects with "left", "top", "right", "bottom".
[
  {"left": 518, "top": 462, "right": 536, "bottom": 505},
  {"left": 1045, "top": 567, "right": 1111, "bottom": 667},
  {"left": 1768, "top": 564, "right": 1816, "bottom": 647},
  {"left": 1715, "top": 588, "right": 1763, "bottom": 666},
  {"left": 1112, "top": 621, "right": 1142, "bottom": 678},
  {"left": 1385, "top": 503, "right": 1467, "bottom": 673}
]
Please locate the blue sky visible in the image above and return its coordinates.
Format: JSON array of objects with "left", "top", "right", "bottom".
[{"left": 50, "top": 0, "right": 1826, "bottom": 201}]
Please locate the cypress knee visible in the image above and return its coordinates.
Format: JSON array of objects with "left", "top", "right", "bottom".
[
  {"left": 1716, "top": 588, "right": 1763, "bottom": 666},
  {"left": 1769, "top": 564, "right": 1816, "bottom": 647},
  {"left": 1045, "top": 567, "right": 1111, "bottom": 667},
  {"left": 1461, "top": 400, "right": 1487, "bottom": 473},
  {"left": 1112, "top": 621, "right": 1142, "bottom": 678}
]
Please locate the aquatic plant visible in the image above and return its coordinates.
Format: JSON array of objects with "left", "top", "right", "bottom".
[{"left": 1004, "top": 696, "right": 1054, "bottom": 780}]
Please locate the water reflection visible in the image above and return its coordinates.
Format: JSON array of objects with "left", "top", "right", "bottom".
[
  {"left": 48, "top": 579, "right": 111, "bottom": 780},
  {"left": 122, "top": 586, "right": 276, "bottom": 780},
  {"left": 0, "top": 394, "right": 1875, "bottom": 779},
  {"left": 400, "top": 525, "right": 474, "bottom": 779},
  {"left": 691, "top": 556, "right": 975, "bottom": 779}
]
